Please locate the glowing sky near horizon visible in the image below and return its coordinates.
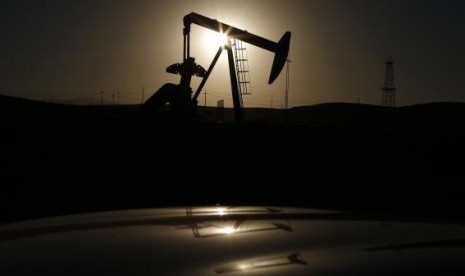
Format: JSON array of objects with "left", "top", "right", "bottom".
[{"left": 1, "top": 0, "right": 465, "bottom": 107}]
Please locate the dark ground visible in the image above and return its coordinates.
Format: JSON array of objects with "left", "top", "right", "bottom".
[{"left": 1, "top": 95, "right": 464, "bottom": 224}]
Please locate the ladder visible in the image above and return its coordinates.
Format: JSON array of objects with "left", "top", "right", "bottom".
[{"left": 232, "top": 39, "right": 251, "bottom": 108}]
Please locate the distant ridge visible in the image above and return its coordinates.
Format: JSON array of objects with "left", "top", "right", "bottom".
[
  {"left": 286, "top": 102, "right": 465, "bottom": 129},
  {"left": 53, "top": 97, "right": 100, "bottom": 105},
  {"left": 0, "top": 94, "right": 62, "bottom": 106},
  {"left": 2, "top": 94, "right": 465, "bottom": 129}
]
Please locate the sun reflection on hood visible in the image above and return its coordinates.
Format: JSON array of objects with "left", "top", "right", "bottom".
[
  {"left": 180, "top": 207, "right": 292, "bottom": 238},
  {"left": 215, "top": 252, "right": 308, "bottom": 274}
]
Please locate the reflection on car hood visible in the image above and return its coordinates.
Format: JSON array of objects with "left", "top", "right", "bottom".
[{"left": 0, "top": 207, "right": 464, "bottom": 275}]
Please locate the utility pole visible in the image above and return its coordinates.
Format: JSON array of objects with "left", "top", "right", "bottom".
[
  {"left": 100, "top": 89, "right": 104, "bottom": 106},
  {"left": 285, "top": 56, "right": 291, "bottom": 110},
  {"left": 204, "top": 89, "right": 208, "bottom": 107},
  {"left": 117, "top": 91, "right": 120, "bottom": 105},
  {"left": 284, "top": 56, "right": 291, "bottom": 124},
  {"left": 141, "top": 87, "right": 145, "bottom": 105},
  {"left": 112, "top": 93, "right": 115, "bottom": 105}
]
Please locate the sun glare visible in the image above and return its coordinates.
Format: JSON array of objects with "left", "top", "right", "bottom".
[
  {"left": 219, "top": 226, "right": 235, "bottom": 235},
  {"left": 217, "top": 207, "right": 226, "bottom": 216},
  {"left": 203, "top": 31, "right": 229, "bottom": 52}
]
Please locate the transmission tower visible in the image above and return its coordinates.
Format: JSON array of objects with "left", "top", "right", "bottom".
[{"left": 381, "top": 56, "right": 396, "bottom": 107}]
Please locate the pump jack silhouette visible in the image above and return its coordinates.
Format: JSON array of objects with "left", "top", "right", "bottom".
[{"left": 145, "top": 12, "right": 291, "bottom": 121}]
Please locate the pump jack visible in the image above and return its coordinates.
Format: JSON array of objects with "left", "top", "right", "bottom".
[{"left": 145, "top": 12, "right": 291, "bottom": 121}]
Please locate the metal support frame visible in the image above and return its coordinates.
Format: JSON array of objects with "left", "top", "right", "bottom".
[
  {"left": 192, "top": 41, "right": 243, "bottom": 121},
  {"left": 193, "top": 46, "right": 223, "bottom": 101},
  {"left": 226, "top": 40, "right": 243, "bottom": 122},
  {"left": 161, "top": 13, "right": 291, "bottom": 122}
]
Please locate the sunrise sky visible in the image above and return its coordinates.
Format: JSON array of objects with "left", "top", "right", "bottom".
[{"left": 1, "top": 0, "right": 464, "bottom": 107}]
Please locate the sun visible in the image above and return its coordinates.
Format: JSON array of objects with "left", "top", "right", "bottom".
[{"left": 203, "top": 30, "right": 229, "bottom": 52}]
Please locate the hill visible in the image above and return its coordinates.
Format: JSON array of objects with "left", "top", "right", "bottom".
[{"left": 1, "top": 95, "right": 464, "bottom": 223}]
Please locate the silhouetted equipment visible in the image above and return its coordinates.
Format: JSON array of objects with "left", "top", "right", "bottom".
[
  {"left": 232, "top": 39, "right": 252, "bottom": 109},
  {"left": 144, "top": 83, "right": 193, "bottom": 114},
  {"left": 216, "top": 99, "right": 224, "bottom": 121},
  {"left": 381, "top": 56, "right": 396, "bottom": 107},
  {"left": 145, "top": 12, "right": 291, "bottom": 121}
]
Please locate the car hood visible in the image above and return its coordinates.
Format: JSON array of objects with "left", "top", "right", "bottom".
[{"left": 0, "top": 207, "right": 464, "bottom": 275}]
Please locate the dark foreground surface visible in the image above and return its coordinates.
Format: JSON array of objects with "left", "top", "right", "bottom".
[
  {"left": 1, "top": 207, "right": 465, "bottom": 275},
  {"left": 1, "top": 95, "right": 465, "bottom": 223}
]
